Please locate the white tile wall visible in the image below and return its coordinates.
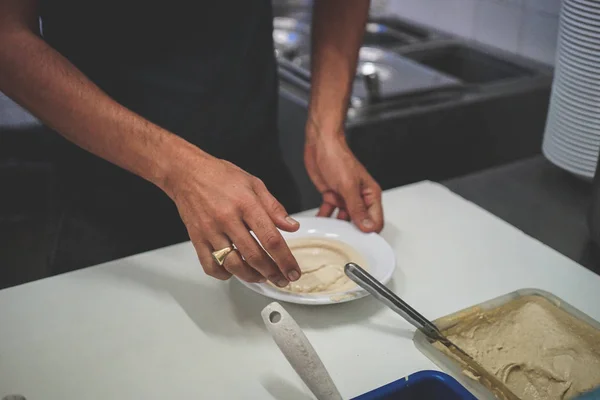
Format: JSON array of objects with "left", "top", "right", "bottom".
[
  {"left": 429, "top": 0, "right": 478, "bottom": 38},
  {"left": 519, "top": 9, "right": 560, "bottom": 65},
  {"left": 526, "top": 0, "right": 562, "bottom": 15},
  {"left": 473, "top": 0, "right": 524, "bottom": 52},
  {"left": 384, "top": 0, "right": 439, "bottom": 28},
  {"left": 385, "top": 0, "right": 562, "bottom": 65},
  {"left": 488, "top": 0, "right": 524, "bottom": 7}
]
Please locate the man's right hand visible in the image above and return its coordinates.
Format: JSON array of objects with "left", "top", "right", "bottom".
[{"left": 162, "top": 147, "right": 302, "bottom": 287}]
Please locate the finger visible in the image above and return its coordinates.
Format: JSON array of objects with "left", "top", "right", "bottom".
[
  {"left": 340, "top": 180, "right": 373, "bottom": 232},
  {"left": 322, "top": 191, "right": 345, "bottom": 208},
  {"left": 362, "top": 179, "right": 384, "bottom": 232},
  {"left": 242, "top": 205, "right": 301, "bottom": 284},
  {"left": 317, "top": 191, "right": 344, "bottom": 217},
  {"left": 226, "top": 219, "right": 292, "bottom": 287},
  {"left": 253, "top": 178, "right": 299, "bottom": 232},
  {"left": 224, "top": 250, "right": 265, "bottom": 283},
  {"left": 337, "top": 209, "right": 350, "bottom": 221},
  {"left": 210, "top": 234, "right": 264, "bottom": 283},
  {"left": 194, "top": 240, "right": 233, "bottom": 281},
  {"left": 317, "top": 202, "right": 336, "bottom": 217}
]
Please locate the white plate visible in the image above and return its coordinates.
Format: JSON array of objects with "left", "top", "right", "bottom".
[
  {"left": 545, "top": 126, "right": 598, "bottom": 162},
  {"left": 569, "top": 0, "right": 600, "bottom": 12},
  {"left": 543, "top": 139, "right": 596, "bottom": 178},
  {"left": 544, "top": 128, "right": 597, "bottom": 169},
  {"left": 561, "top": 29, "right": 600, "bottom": 52},
  {"left": 549, "top": 112, "right": 600, "bottom": 148},
  {"left": 548, "top": 110, "right": 600, "bottom": 142},
  {"left": 553, "top": 90, "right": 600, "bottom": 117},
  {"left": 561, "top": 39, "right": 600, "bottom": 63},
  {"left": 561, "top": 20, "right": 600, "bottom": 41},
  {"left": 555, "top": 83, "right": 600, "bottom": 109},
  {"left": 557, "top": 52, "right": 599, "bottom": 79},
  {"left": 564, "top": 2, "right": 600, "bottom": 22},
  {"left": 558, "top": 54, "right": 600, "bottom": 73},
  {"left": 554, "top": 82, "right": 600, "bottom": 110},
  {"left": 555, "top": 53, "right": 600, "bottom": 82},
  {"left": 548, "top": 111, "right": 600, "bottom": 146},
  {"left": 563, "top": 19, "right": 600, "bottom": 33},
  {"left": 567, "top": 0, "right": 600, "bottom": 16},
  {"left": 548, "top": 129, "right": 599, "bottom": 159},
  {"left": 236, "top": 216, "right": 396, "bottom": 305},
  {"left": 556, "top": 65, "right": 600, "bottom": 93},
  {"left": 561, "top": 25, "right": 600, "bottom": 47},
  {"left": 552, "top": 104, "right": 600, "bottom": 134},
  {"left": 563, "top": 11, "right": 600, "bottom": 27}
]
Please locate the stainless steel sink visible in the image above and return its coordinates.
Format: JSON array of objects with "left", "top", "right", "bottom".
[
  {"left": 401, "top": 44, "right": 535, "bottom": 85},
  {"left": 363, "top": 22, "right": 422, "bottom": 47},
  {"left": 282, "top": 46, "right": 462, "bottom": 109},
  {"left": 272, "top": 10, "right": 461, "bottom": 116},
  {"left": 272, "top": 13, "right": 429, "bottom": 63}
]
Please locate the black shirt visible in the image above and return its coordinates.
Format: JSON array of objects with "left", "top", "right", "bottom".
[
  {"left": 35, "top": 1, "right": 303, "bottom": 273},
  {"left": 39, "top": 0, "right": 279, "bottom": 156}
]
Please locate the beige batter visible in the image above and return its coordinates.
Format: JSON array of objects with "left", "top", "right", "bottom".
[
  {"left": 437, "top": 296, "right": 600, "bottom": 400},
  {"left": 273, "top": 237, "right": 368, "bottom": 295}
]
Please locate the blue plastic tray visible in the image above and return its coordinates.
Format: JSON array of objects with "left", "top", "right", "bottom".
[{"left": 352, "top": 370, "right": 477, "bottom": 400}]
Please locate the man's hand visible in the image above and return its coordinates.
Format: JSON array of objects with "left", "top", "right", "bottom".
[
  {"left": 303, "top": 0, "right": 380, "bottom": 232},
  {"left": 163, "top": 147, "right": 302, "bottom": 286},
  {"left": 304, "top": 129, "right": 383, "bottom": 233}
]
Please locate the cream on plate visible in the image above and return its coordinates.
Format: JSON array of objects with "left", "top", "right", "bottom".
[{"left": 271, "top": 237, "right": 368, "bottom": 295}]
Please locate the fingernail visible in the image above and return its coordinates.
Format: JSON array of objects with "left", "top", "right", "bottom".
[
  {"left": 258, "top": 277, "right": 267, "bottom": 283},
  {"left": 363, "top": 219, "right": 374, "bottom": 229},
  {"left": 285, "top": 216, "right": 299, "bottom": 225},
  {"left": 288, "top": 270, "right": 300, "bottom": 281},
  {"left": 276, "top": 278, "right": 289, "bottom": 288}
]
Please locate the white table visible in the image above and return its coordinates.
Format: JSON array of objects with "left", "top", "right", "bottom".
[{"left": 1, "top": 181, "right": 599, "bottom": 400}]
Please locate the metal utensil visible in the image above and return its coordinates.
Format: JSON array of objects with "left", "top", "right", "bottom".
[
  {"left": 261, "top": 302, "right": 343, "bottom": 400},
  {"left": 360, "top": 62, "right": 381, "bottom": 103},
  {"left": 344, "top": 262, "right": 520, "bottom": 400},
  {"left": 344, "top": 262, "right": 446, "bottom": 343}
]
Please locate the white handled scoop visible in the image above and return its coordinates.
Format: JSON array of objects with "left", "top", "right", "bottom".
[{"left": 261, "top": 302, "right": 343, "bottom": 400}]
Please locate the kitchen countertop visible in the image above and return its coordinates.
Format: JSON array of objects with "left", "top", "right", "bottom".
[{"left": 1, "top": 181, "right": 599, "bottom": 399}]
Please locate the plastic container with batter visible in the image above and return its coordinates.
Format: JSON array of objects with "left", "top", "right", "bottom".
[{"left": 412, "top": 288, "right": 600, "bottom": 400}]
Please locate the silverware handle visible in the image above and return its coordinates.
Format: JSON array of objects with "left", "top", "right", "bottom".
[
  {"left": 344, "top": 262, "right": 443, "bottom": 340},
  {"left": 361, "top": 69, "right": 381, "bottom": 102}
]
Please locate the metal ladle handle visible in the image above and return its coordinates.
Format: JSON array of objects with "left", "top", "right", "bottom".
[{"left": 344, "top": 262, "right": 445, "bottom": 342}]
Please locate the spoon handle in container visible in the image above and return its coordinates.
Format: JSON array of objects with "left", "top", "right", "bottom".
[
  {"left": 261, "top": 302, "right": 342, "bottom": 400},
  {"left": 345, "top": 262, "right": 446, "bottom": 342}
]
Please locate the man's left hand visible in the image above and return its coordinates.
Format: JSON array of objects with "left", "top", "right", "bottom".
[{"left": 304, "top": 133, "right": 384, "bottom": 233}]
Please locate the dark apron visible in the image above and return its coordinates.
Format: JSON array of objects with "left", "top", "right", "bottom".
[{"left": 39, "top": 0, "right": 301, "bottom": 273}]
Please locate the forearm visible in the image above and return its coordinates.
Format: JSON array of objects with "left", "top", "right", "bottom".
[
  {"left": 307, "top": 0, "right": 370, "bottom": 142},
  {"left": 0, "top": 25, "right": 208, "bottom": 194}
]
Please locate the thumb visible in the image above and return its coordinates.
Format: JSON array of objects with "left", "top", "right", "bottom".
[
  {"left": 340, "top": 181, "right": 373, "bottom": 232},
  {"left": 253, "top": 179, "right": 300, "bottom": 232}
]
